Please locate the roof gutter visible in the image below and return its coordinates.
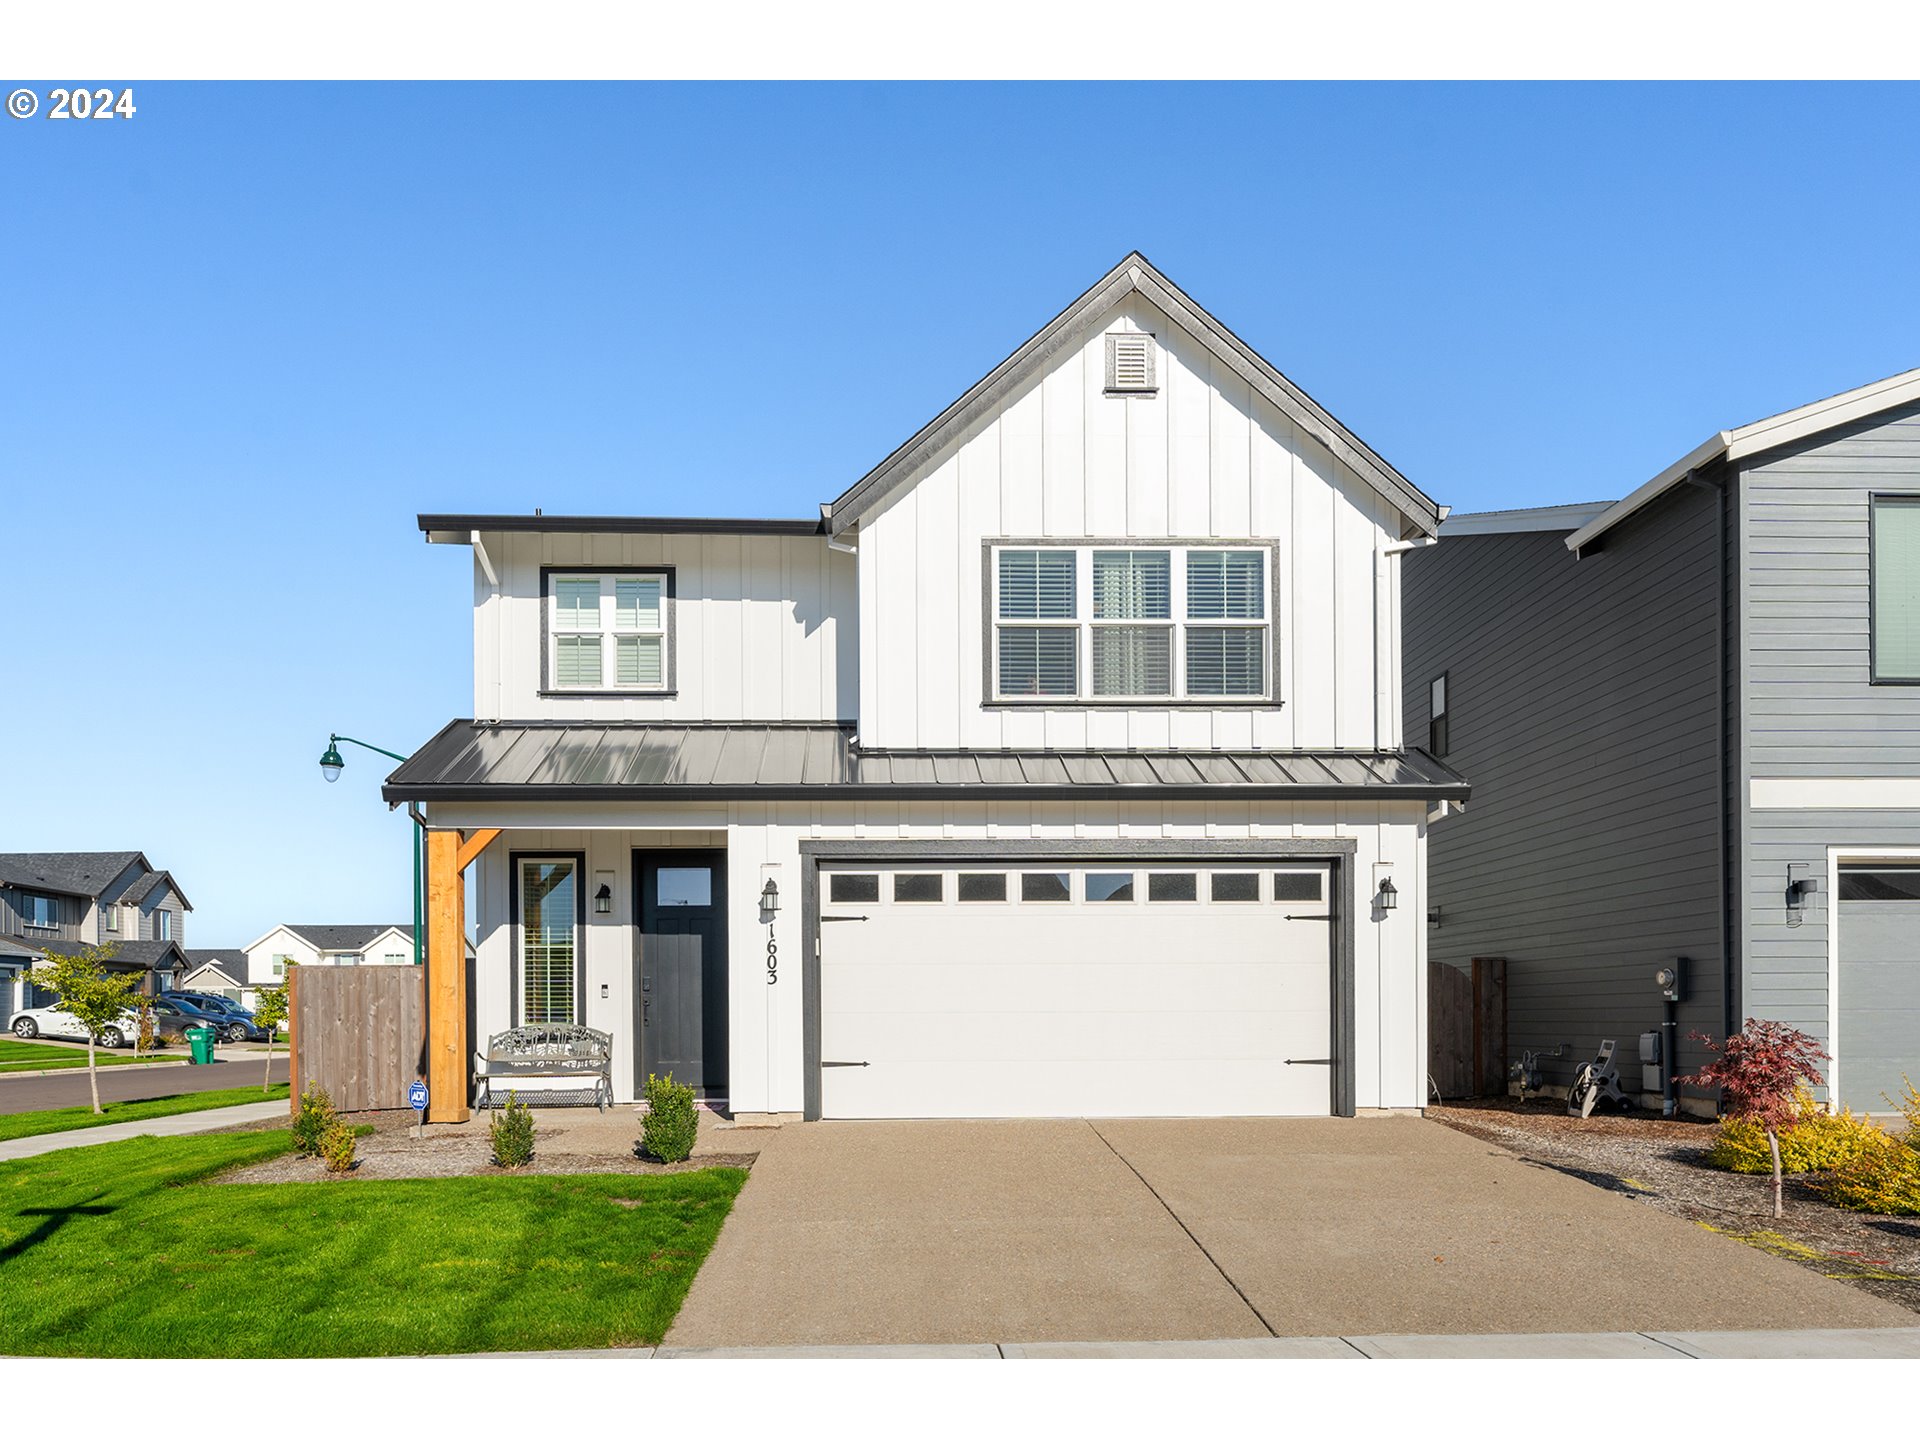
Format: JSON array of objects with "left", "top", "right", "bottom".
[
  {"left": 1565, "top": 432, "right": 1730, "bottom": 553},
  {"left": 383, "top": 779, "right": 1473, "bottom": 806}
]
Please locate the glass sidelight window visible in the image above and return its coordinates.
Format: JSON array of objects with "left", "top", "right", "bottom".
[{"left": 519, "top": 858, "right": 579, "bottom": 1025}]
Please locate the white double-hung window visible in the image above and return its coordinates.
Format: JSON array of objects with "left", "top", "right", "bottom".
[
  {"left": 990, "top": 544, "right": 1271, "bottom": 702},
  {"left": 548, "top": 571, "right": 670, "bottom": 692}
]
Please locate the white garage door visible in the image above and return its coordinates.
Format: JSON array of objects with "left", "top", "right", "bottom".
[
  {"left": 818, "top": 862, "right": 1336, "bottom": 1119},
  {"left": 1837, "top": 866, "right": 1920, "bottom": 1113}
]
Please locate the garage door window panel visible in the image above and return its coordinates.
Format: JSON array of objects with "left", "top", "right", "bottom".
[
  {"left": 957, "top": 873, "right": 1008, "bottom": 903},
  {"left": 1210, "top": 872, "right": 1261, "bottom": 903},
  {"left": 1085, "top": 872, "right": 1136, "bottom": 902},
  {"left": 1020, "top": 872, "right": 1070, "bottom": 903},
  {"left": 893, "top": 873, "right": 944, "bottom": 903},
  {"left": 1273, "top": 871, "right": 1324, "bottom": 903},
  {"left": 1147, "top": 872, "right": 1199, "bottom": 902},
  {"left": 828, "top": 873, "right": 880, "bottom": 904}
]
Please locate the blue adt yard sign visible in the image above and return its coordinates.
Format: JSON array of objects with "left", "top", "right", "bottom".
[{"left": 408, "top": 1080, "right": 428, "bottom": 1112}]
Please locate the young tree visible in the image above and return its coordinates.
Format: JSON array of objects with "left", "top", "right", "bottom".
[
  {"left": 252, "top": 981, "right": 289, "bottom": 1094},
  {"left": 40, "top": 945, "right": 140, "bottom": 1116},
  {"left": 132, "top": 994, "right": 157, "bottom": 1056},
  {"left": 1684, "top": 1019, "right": 1830, "bottom": 1219}
]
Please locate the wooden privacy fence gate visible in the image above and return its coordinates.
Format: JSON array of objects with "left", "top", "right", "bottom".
[
  {"left": 1427, "top": 956, "right": 1506, "bottom": 1100},
  {"left": 289, "top": 965, "right": 426, "bottom": 1113}
]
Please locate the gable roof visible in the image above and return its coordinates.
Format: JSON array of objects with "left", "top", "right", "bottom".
[
  {"left": 825, "top": 252, "right": 1440, "bottom": 538},
  {"left": 1567, "top": 366, "right": 1920, "bottom": 552},
  {"left": 0, "top": 852, "right": 147, "bottom": 900},
  {"left": 1440, "top": 501, "right": 1614, "bottom": 537},
  {"left": 284, "top": 924, "right": 413, "bottom": 953},
  {"left": 118, "top": 868, "right": 193, "bottom": 912},
  {"left": 182, "top": 950, "right": 248, "bottom": 989}
]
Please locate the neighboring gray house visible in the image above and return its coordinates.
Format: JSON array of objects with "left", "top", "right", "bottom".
[
  {"left": 0, "top": 851, "right": 193, "bottom": 1017},
  {"left": 1405, "top": 369, "right": 1920, "bottom": 1115}
]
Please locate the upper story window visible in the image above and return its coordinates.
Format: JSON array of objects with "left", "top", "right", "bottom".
[
  {"left": 272, "top": 954, "right": 290, "bottom": 977},
  {"left": 21, "top": 892, "right": 58, "bottom": 929},
  {"left": 544, "top": 568, "right": 673, "bottom": 694},
  {"left": 1872, "top": 495, "right": 1920, "bottom": 683},
  {"left": 157, "top": 910, "right": 171, "bottom": 941},
  {"left": 989, "top": 543, "right": 1272, "bottom": 703},
  {"left": 1428, "top": 673, "right": 1450, "bottom": 757},
  {"left": 103, "top": 904, "right": 118, "bottom": 933}
]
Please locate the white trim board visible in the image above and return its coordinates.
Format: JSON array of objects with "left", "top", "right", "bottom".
[
  {"left": 1825, "top": 845, "right": 1920, "bottom": 1114},
  {"left": 1566, "top": 366, "right": 1920, "bottom": 552},
  {"left": 1751, "top": 778, "right": 1920, "bottom": 810}
]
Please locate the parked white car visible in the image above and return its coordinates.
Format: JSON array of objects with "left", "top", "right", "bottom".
[{"left": 11, "top": 1002, "right": 141, "bottom": 1049}]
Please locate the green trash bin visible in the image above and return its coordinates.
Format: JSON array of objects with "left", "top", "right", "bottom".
[{"left": 186, "top": 1026, "right": 216, "bottom": 1065}]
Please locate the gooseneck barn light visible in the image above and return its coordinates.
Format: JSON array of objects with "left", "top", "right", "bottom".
[{"left": 318, "top": 732, "right": 423, "bottom": 965}]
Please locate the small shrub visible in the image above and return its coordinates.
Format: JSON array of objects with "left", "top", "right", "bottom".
[
  {"left": 319, "top": 1121, "right": 356, "bottom": 1174},
  {"left": 1889, "top": 1076, "right": 1920, "bottom": 1154},
  {"left": 1813, "top": 1139, "right": 1920, "bottom": 1215},
  {"left": 291, "top": 1084, "right": 337, "bottom": 1156},
  {"left": 640, "top": 1072, "right": 698, "bottom": 1163},
  {"left": 489, "top": 1092, "right": 536, "bottom": 1169},
  {"left": 1706, "top": 1089, "right": 1891, "bottom": 1174}
]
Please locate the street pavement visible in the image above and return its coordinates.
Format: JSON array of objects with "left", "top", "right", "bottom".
[{"left": 0, "top": 1052, "right": 288, "bottom": 1113}]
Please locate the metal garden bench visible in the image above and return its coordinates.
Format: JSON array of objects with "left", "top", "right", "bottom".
[{"left": 474, "top": 1024, "right": 613, "bottom": 1111}]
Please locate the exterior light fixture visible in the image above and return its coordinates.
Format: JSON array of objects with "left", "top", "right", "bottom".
[
  {"left": 1785, "top": 874, "right": 1817, "bottom": 910},
  {"left": 593, "top": 883, "right": 612, "bottom": 915},
  {"left": 319, "top": 742, "right": 345, "bottom": 782},
  {"left": 760, "top": 878, "right": 780, "bottom": 913},
  {"left": 1377, "top": 877, "right": 1398, "bottom": 910}
]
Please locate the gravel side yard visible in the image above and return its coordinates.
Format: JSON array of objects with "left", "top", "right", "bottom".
[{"left": 1430, "top": 1101, "right": 1920, "bottom": 1315}]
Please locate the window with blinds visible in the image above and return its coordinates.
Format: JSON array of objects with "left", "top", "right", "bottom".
[
  {"left": 991, "top": 545, "right": 1270, "bottom": 701},
  {"left": 547, "top": 570, "right": 670, "bottom": 692},
  {"left": 519, "top": 858, "right": 578, "bottom": 1025},
  {"left": 1873, "top": 496, "right": 1920, "bottom": 682}
]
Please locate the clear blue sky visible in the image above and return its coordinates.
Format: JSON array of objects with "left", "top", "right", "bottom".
[{"left": 4, "top": 82, "right": 1917, "bottom": 945}]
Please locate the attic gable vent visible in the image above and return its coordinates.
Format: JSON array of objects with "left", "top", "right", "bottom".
[{"left": 1104, "top": 332, "right": 1157, "bottom": 394}]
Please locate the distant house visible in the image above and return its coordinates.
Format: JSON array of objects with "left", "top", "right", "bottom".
[
  {"left": 179, "top": 948, "right": 251, "bottom": 1003},
  {"left": 0, "top": 851, "right": 193, "bottom": 1022},
  {"left": 1404, "top": 368, "right": 1920, "bottom": 1116}
]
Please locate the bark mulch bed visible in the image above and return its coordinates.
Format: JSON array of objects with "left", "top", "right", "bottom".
[
  {"left": 211, "top": 1108, "right": 757, "bottom": 1184},
  {"left": 1431, "top": 1098, "right": 1920, "bottom": 1315}
]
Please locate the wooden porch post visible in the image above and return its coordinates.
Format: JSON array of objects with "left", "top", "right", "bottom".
[{"left": 426, "top": 826, "right": 501, "bottom": 1124}]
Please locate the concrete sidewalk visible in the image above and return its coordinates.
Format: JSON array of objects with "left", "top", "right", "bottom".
[
  {"left": 463, "top": 1327, "right": 1920, "bottom": 1359},
  {"left": 0, "top": 1100, "right": 287, "bottom": 1162}
]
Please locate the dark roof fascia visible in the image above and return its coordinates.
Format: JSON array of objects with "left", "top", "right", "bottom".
[
  {"left": 420, "top": 515, "right": 825, "bottom": 542},
  {"left": 825, "top": 251, "right": 1440, "bottom": 538},
  {"left": 385, "top": 780, "right": 1469, "bottom": 805}
]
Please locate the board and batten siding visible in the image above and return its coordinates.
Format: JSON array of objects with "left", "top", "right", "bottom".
[
  {"left": 1404, "top": 481, "right": 1728, "bottom": 1095},
  {"left": 0, "top": 885, "right": 83, "bottom": 943},
  {"left": 472, "top": 530, "right": 858, "bottom": 723},
  {"left": 855, "top": 293, "right": 1406, "bottom": 752},
  {"left": 1738, "top": 399, "right": 1920, "bottom": 1062},
  {"left": 450, "top": 797, "right": 1428, "bottom": 1115}
]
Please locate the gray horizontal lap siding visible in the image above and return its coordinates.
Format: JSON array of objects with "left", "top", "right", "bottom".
[
  {"left": 1738, "top": 401, "right": 1920, "bottom": 1064},
  {"left": 1404, "top": 481, "right": 1728, "bottom": 1093}
]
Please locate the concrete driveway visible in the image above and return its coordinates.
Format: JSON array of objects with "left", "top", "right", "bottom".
[{"left": 665, "top": 1116, "right": 1914, "bottom": 1347}]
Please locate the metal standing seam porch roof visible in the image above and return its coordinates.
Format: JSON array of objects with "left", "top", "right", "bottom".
[{"left": 381, "top": 721, "right": 1470, "bottom": 804}]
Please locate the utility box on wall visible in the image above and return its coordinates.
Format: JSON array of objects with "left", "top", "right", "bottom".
[{"left": 1638, "top": 1030, "right": 1662, "bottom": 1094}]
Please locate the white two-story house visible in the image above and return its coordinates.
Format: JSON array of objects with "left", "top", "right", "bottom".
[{"left": 385, "top": 254, "right": 1466, "bottom": 1123}]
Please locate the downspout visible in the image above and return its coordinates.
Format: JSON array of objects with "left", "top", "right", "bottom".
[
  {"left": 1378, "top": 531, "right": 1439, "bottom": 751},
  {"left": 472, "top": 531, "right": 502, "bottom": 720}
]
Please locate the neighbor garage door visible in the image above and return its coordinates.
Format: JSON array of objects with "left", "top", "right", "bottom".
[
  {"left": 817, "top": 862, "right": 1336, "bottom": 1119},
  {"left": 1837, "top": 866, "right": 1920, "bottom": 1113}
]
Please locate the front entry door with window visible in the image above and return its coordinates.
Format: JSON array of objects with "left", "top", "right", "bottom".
[{"left": 633, "top": 851, "right": 728, "bottom": 1098}]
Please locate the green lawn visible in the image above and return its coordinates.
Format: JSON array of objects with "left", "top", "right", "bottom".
[
  {"left": 0, "top": 1037, "right": 186, "bottom": 1072},
  {"left": 0, "top": 1083, "right": 291, "bottom": 1143},
  {"left": 0, "top": 1131, "right": 748, "bottom": 1356}
]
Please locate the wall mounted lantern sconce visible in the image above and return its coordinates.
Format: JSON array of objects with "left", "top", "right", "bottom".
[
  {"left": 760, "top": 878, "right": 780, "bottom": 913},
  {"left": 593, "top": 883, "right": 612, "bottom": 915},
  {"left": 1377, "top": 877, "right": 1398, "bottom": 911}
]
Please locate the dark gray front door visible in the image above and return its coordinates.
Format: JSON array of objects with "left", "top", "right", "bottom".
[{"left": 635, "top": 851, "right": 728, "bottom": 1097}]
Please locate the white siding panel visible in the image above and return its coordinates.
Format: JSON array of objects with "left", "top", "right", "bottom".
[
  {"left": 477, "top": 530, "right": 854, "bottom": 722},
  {"left": 849, "top": 293, "right": 1402, "bottom": 751}
]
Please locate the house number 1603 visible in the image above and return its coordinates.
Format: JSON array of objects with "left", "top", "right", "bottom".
[{"left": 766, "top": 929, "right": 778, "bottom": 985}]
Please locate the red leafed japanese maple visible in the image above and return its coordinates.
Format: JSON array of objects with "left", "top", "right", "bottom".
[{"left": 1684, "top": 1019, "right": 1830, "bottom": 1218}]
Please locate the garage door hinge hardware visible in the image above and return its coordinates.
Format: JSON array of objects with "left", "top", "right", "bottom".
[
  {"left": 820, "top": 915, "right": 869, "bottom": 922},
  {"left": 1283, "top": 914, "right": 1334, "bottom": 921},
  {"left": 1285, "top": 1058, "right": 1334, "bottom": 1065},
  {"left": 821, "top": 1060, "right": 870, "bottom": 1068}
]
